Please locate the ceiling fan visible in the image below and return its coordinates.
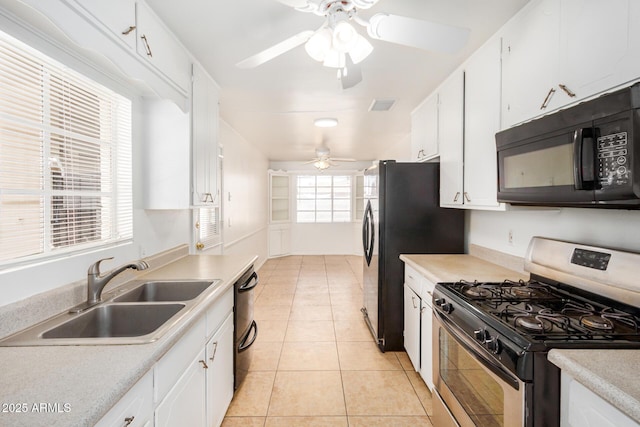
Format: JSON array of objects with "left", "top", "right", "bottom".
[
  {"left": 304, "top": 147, "right": 356, "bottom": 170},
  {"left": 236, "top": 0, "right": 470, "bottom": 89}
]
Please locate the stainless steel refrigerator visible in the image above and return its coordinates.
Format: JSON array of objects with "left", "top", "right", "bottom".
[{"left": 361, "top": 160, "right": 464, "bottom": 352}]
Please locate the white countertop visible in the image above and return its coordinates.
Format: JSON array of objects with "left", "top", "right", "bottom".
[
  {"left": 549, "top": 349, "right": 640, "bottom": 423},
  {"left": 400, "top": 253, "right": 528, "bottom": 283},
  {"left": 0, "top": 253, "right": 257, "bottom": 426}
]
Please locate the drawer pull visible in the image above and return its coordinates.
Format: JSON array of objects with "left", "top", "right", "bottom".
[
  {"left": 199, "top": 359, "right": 209, "bottom": 369},
  {"left": 124, "top": 416, "right": 135, "bottom": 426}
]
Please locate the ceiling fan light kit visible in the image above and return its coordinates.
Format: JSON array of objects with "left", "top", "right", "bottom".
[{"left": 238, "top": 0, "right": 470, "bottom": 89}]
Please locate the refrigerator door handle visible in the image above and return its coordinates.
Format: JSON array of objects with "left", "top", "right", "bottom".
[{"left": 363, "top": 200, "right": 375, "bottom": 266}]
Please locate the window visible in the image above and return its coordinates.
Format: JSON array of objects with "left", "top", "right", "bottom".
[
  {"left": 195, "top": 206, "right": 220, "bottom": 250},
  {"left": 296, "top": 175, "right": 352, "bottom": 223},
  {"left": 0, "top": 31, "right": 133, "bottom": 265}
]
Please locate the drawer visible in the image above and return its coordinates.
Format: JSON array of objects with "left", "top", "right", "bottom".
[
  {"left": 206, "top": 287, "right": 233, "bottom": 339},
  {"left": 404, "top": 265, "right": 424, "bottom": 295},
  {"left": 95, "top": 370, "right": 153, "bottom": 427}
]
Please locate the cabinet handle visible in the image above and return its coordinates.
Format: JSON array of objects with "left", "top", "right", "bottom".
[
  {"left": 417, "top": 149, "right": 425, "bottom": 159},
  {"left": 202, "top": 192, "right": 214, "bottom": 203},
  {"left": 199, "top": 359, "right": 209, "bottom": 369},
  {"left": 121, "top": 25, "right": 136, "bottom": 35},
  {"left": 453, "top": 192, "right": 461, "bottom": 202},
  {"left": 195, "top": 242, "right": 205, "bottom": 250},
  {"left": 140, "top": 34, "right": 153, "bottom": 57},
  {"left": 412, "top": 295, "right": 418, "bottom": 309},
  {"left": 464, "top": 192, "right": 471, "bottom": 202},
  {"left": 558, "top": 84, "right": 576, "bottom": 98},
  {"left": 209, "top": 341, "right": 218, "bottom": 362},
  {"left": 124, "top": 416, "right": 135, "bottom": 427},
  {"left": 540, "top": 87, "right": 556, "bottom": 109}
]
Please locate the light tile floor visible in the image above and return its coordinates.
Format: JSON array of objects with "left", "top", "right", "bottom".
[{"left": 222, "top": 255, "right": 434, "bottom": 427}]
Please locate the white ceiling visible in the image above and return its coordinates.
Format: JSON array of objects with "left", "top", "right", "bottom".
[{"left": 145, "top": 0, "right": 530, "bottom": 162}]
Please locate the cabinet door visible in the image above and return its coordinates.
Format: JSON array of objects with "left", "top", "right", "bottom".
[
  {"left": 403, "top": 284, "right": 421, "bottom": 371},
  {"left": 411, "top": 94, "right": 439, "bottom": 161},
  {"left": 501, "top": 0, "right": 560, "bottom": 128},
  {"left": 206, "top": 314, "right": 234, "bottom": 427},
  {"left": 438, "top": 70, "right": 465, "bottom": 207},
  {"left": 192, "top": 62, "right": 220, "bottom": 206},
  {"left": 420, "top": 298, "right": 434, "bottom": 390},
  {"left": 69, "top": 0, "right": 137, "bottom": 49},
  {"left": 463, "top": 37, "right": 504, "bottom": 209},
  {"left": 155, "top": 349, "right": 207, "bottom": 427},
  {"left": 558, "top": 0, "right": 639, "bottom": 106},
  {"left": 135, "top": 2, "right": 191, "bottom": 94}
]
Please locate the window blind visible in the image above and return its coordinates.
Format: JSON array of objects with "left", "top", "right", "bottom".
[
  {"left": 0, "top": 31, "right": 133, "bottom": 265},
  {"left": 196, "top": 206, "right": 220, "bottom": 250}
]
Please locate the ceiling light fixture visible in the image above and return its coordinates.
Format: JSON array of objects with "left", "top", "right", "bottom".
[
  {"left": 314, "top": 117, "right": 338, "bottom": 128},
  {"left": 313, "top": 159, "right": 331, "bottom": 171}
]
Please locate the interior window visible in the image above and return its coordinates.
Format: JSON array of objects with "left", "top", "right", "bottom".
[{"left": 0, "top": 30, "right": 133, "bottom": 265}]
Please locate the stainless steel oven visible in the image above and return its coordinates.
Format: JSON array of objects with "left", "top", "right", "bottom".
[
  {"left": 433, "top": 310, "right": 526, "bottom": 427},
  {"left": 431, "top": 237, "right": 640, "bottom": 427}
]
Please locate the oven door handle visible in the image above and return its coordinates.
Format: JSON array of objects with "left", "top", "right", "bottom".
[
  {"left": 435, "top": 310, "right": 521, "bottom": 391},
  {"left": 239, "top": 272, "right": 258, "bottom": 292}
]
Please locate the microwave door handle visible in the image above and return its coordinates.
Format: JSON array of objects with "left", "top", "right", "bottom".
[{"left": 573, "top": 128, "right": 586, "bottom": 190}]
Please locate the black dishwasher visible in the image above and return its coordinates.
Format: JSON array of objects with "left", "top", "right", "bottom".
[{"left": 234, "top": 266, "right": 258, "bottom": 389}]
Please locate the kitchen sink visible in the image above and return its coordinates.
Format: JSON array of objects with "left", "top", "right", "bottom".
[
  {"left": 113, "top": 280, "right": 216, "bottom": 303},
  {"left": 42, "top": 303, "right": 185, "bottom": 339}
]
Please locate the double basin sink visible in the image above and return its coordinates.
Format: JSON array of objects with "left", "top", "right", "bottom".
[{"left": 0, "top": 280, "right": 220, "bottom": 346}]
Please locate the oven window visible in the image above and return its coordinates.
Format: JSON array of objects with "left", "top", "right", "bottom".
[
  {"left": 439, "top": 329, "right": 504, "bottom": 426},
  {"left": 503, "top": 143, "right": 574, "bottom": 188}
]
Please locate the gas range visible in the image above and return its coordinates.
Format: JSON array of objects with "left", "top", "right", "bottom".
[
  {"left": 431, "top": 237, "right": 640, "bottom": 427},
  {"left": 441, "top": 278, "right": 640, "bottom": 343}
]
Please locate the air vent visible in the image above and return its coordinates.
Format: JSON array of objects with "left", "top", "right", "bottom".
[{"left": 369, "top": 99, "right": 396, "bottom": 112}]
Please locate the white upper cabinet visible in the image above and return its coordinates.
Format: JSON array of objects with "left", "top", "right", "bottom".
[
  {"left": 411, "top": 93, "right": 439, "bottom": 162},
  {"left": 438, "top": 70, "right": 465, "bottom": 207},
  {"left": 192, "top": 62, "right": 221, "bottom": 207},
  {"left": 557, "top": 0, "right": 640, "bottom": 105},
  {"left": 70, "top": 0, "right": 137, "bottom": 50},
  {"left": 462, "top": 37, "right": 504, "bottom": 210},
  {"left": 502, "top": 0, "right": 640, "bottom": 128},
  {"left": 501, "top": 0, "right": 560, "bottom": 128},
  {"left": 135, "top": 2, "right": 191, "bottom": 95}
]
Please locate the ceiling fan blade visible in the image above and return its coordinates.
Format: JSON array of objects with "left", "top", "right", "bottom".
[
  {"left": 236, "top": 30, "right": 314, "bottom": 68},
  {"left": 339, "top": 54, "right": 363, "bottom": 90},
  {"left": 331, "top": 158, "right": 357, "bottom": 162},
  {"left": 367, "top": 13, "right": 470, "bottom": 54},
  {"left": 274, "top": 0, "right": 318, "bottom": 13}
]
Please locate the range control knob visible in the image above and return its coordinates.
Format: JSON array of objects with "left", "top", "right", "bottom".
[
  {"left": 486, "top": 336, "right": 502, "bottom": 355},
  {"left": 474, "top": 329, "right": 489, "bottom": 342},
  {"left": 441, "top": 303, "right": 453, "bottom": 314}
]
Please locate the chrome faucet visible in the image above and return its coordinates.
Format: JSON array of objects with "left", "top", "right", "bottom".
[{"left": 70, "top": 257, "right": 149, "bottom": 313}]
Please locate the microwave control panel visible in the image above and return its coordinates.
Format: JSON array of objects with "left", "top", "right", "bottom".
[{"left": 597, "top": 131, "right": 628, "bottom": 187}]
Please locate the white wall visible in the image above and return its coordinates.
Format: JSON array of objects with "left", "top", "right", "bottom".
[
  {"left": 378, "top": 134, "right": 412, "bottom": 162},
  {"left": 220, "top": 120, "right": 269, "bottom": 266},
  {"left": 469, "top": 208, "right": 640, "bottom": 257}
]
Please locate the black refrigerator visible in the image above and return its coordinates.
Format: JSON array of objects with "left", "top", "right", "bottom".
[{"left": 361, "top": 160, "right": 464, "bottom": 352}]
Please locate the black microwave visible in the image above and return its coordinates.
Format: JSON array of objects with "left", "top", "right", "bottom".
[{"left": 496, "top": 83, "right": 640, "bottom": 208}]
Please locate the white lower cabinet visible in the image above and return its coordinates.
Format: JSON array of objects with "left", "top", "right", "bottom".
[
  {"left": 419, "top": 296, "right": 434, "bottom": 390},
  {"left": 403, "top": 263, "right": 437, "bottom": 391},
  {"left": 561, "top": 372, "right": 639, "bottom": 427},
  {"left": 206, "top": 314, "right": 234, "bottom": 427},
  {"left": 403, "top": 283, "right": 421, "bottom": 371},
  {"left": 155, "top": 348, "right": 207, "bottom": 427}
]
